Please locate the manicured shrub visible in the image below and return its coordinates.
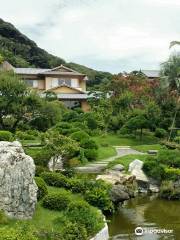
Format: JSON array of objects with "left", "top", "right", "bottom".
[
  {"left": 0, "top": 130, "right": 13, "bottom": 141},
  {"left": 155, "top": 128, "right": 167, "bottom": 138},
  {"left": 40, "top": 172, "right": 69, "bottom": 188},
  {"left": 84, "top": 180, "right": 114, "bottom": 213},
  {"left": 35, "top": 165, "right": 49, "bottom": 177},
  {"left": 157, "top": 149, "right": 180, "bottom": 168},
  {"left": 0, "top": 225, "right": 38, "bottom": 240},
  {"left": 86, "top": 116, "right": 98, "bottom": 130},
  {"left": 62, "top": 111, "right": 80, "bottom": 122},
  {"left": 68, "top": 178, "right": 86, "bottom": 193},
  {"left": 80, "top": 138, "right": 98, "bottom": 149},
  {"left": 165, "top": 167, "right": 180, "bottom": 181},
  {"left": 42, "top": 190, "right": 72, "bottom": 211},
  {"left": 15, "top": 131, "right": 36, "bottom": 140},
  {"left": 143, "top": 156, "right": 166, "bottom": 182},
  {"left": 60, "top": 168, "right": 76, "bottom": 178},
  {"left": 70, "top": 131, "right": 89, "bottom": 142},
  {"left": 61, "top": 221, "right": 88, "bottom": 240},
  {"left": 66, "top": 200, "right": 104, "bottom": 236},
  {"left": 26, "top": 129, "right": 40, "bottom": 137},
  {"left": 35, "top": 177, "right": 48, "bottom": 200},
  {"left": 84, "top": 149, "right": 98, "bottom": 161}
]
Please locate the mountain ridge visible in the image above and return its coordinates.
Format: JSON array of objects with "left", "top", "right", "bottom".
[{"left": 0, "top": 18, "right": 113, "bottom": 85}]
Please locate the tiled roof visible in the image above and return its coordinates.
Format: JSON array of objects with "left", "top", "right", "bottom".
[
  {"left": 141, "top": 70, "right": 160, "bottom": 78},
  {"left": 14, "top": 68, "right": 50, "bottom": 74},
  {"left": 14, "top": 64, "right": 86, "bottom": 76},
  {"left": 40, "top": 71, "right": 85, "bottom": 76}
]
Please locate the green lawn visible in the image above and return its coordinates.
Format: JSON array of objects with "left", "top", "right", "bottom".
[
  {"left": 97, "top": 146, "right": 117, "bottom": 160},
  {"left": 93, "top": 133, "right": 159, "bottom": 161},
  {"left": 93, "top": 133, "right": 158, "bottom": 147},
  {"left": 107, "top": 154, "right": 148, "bottom": 171},
  {"left": 133, "top": 144, "right": 163, "bottom": 153},
  {"left": 3, "top": 186, "right": 86, "bottom": 233}
]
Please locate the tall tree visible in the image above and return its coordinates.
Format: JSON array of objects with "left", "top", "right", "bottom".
[{"left": 0, "top": 70, "right": 41, "bottom": 131}]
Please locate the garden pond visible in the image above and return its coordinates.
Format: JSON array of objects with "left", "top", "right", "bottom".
[{"left": 107, "top": 194, "right": 180, "bottom": 240}]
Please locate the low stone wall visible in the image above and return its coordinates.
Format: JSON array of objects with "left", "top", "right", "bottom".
[{"left": 90, "top": 218, "right": 109, "bottom": 240}]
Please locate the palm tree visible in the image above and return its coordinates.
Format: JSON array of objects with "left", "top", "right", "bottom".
[
  {"left": 161, "top": 54, "right": 180, "bottom": 141},
  {"left": 170, "top": 41, "right": 180, "bottom": 48}
]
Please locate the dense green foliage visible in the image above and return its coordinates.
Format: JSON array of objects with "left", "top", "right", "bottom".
[
  {"left": 35, "top": 177, "right": 48, "bottom": 200},
  {"left": 143, "top": 149, "right": 180, "bottom": 182},
  {"left": 64, "top": 200, "right": 104, "bottom": 236},
  {"left": 160, "top": 181, "right": 180, "bottom": 200},
  {"left": 42, "top": 190, "right": 72, "bottom": 211},
  {"left": 0, "top": 225, "right": 38, "bottom": 240},
  {"left": 41, "top": 172, "right": 114, "bottom": 212},
  {"left": 0, "top": 130, "right": 13, "bottom": 141}
]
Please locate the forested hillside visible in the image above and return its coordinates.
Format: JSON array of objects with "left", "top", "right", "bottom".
[{"left": 0, "top": 18, "right": 112, "bottom": 85}]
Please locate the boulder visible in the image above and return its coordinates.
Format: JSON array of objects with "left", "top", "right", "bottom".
[
  {"left": 112, "top": 164, "right": 125, "bottom": 172},
  {"left": 147, "top": 150, "right": 158, "bottom": 155},
  {"left": 0, "top": 141, "right": 37, "bottom": 219},
  {"left": 48, "top": 155, "right": 63, "bottom": 171},
  {"left": 97, "top": 171, "right": 136, "bottom": 185},
  {"left": 110, "top": 184, "right": 130, "bottom": 203},
  {"left": 128, "top": 159, "right": 143, "bottom": 172},
  {"left": 129, "top": 159, "right": 149, "bottom": 191},
  {"left": 96, "top": 174, "right": 120, "bottom": 185}
]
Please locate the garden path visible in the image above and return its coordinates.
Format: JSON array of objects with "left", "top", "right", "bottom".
[{"left": 75, "top": 146, "right": 144, "bottom": 173}]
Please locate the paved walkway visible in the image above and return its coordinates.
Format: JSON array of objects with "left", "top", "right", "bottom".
[{"left": 75, "top": 146, "right": 144, "bottom": 173}]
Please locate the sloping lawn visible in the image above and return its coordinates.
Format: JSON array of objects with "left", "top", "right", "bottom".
[
  {"left": 93, "top": 133, "right": 158, "bottom": 147},
  {"left": 93, "top": 133, "right": 159, "bottom": 161},
  {"left": 133, "top": 144, "right": 163, "bottom": 153}
]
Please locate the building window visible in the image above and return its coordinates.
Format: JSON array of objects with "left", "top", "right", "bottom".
[
  {"left": 26, "top": 80, "right": 38, "bottom": 88},
  {"left": 58, "top": 79, "right": 71, "bottom": 87}
]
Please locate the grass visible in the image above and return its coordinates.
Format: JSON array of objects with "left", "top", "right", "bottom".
[
  {"left": 92, "top": 133, "right": 158, "bottom": 147},
  {"left": 3, "top": 186, "right": 86, "bottom": 232},
  {"left": 133, "top": 144, "right": 163, "bottom": 153},
  {"left": 107, "top": 154, "right": 148, "bottom": 171},
  {"left": 92, "top": 133, "right": 159, "bottom": 161},
  {"left": 97, "top": 146, "right": 117, "bottom": 160}
]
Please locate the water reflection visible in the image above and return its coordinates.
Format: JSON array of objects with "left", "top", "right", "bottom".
[{"left": 107, "top": 195, "right": 180, "bottom": 240}]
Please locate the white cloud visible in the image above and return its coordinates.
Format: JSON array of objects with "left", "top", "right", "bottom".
[{"left": 0, "top": 0, "right": 180, "bottom": 72}]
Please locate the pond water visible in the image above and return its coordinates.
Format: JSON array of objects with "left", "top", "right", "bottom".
[{"left": 107, "top": 195, "right": 180, "bottom": 240}]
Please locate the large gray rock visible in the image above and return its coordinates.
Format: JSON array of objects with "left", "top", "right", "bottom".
[
  {"left": 0, "top": 141, "right": 37, "bottom": 219},
  {"left": 128, "top": 159, "right": 149, "bottom": 191},
  {"left": 112, "top": 164, "right": 125, "bottom": 172},
  {"left": 110, "top": 184, "right": 130, "bottom": 203},
  {"left": 128, "top": 159, "right": 143, "bottom": 172},
  {"left": 48, "top": 155, "right": 63, "bottom": 171}
]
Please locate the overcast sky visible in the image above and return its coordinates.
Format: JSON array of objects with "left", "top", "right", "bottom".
[{"left": 1, "top": 0, "right": 180, "bottom": 73}]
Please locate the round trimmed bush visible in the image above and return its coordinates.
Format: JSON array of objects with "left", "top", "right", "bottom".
[
  {"left": 40, "top": 172, "right": 69, "bottom": 188},
  {"left": 70, "top": 131, "right": 89, "bottom": 142},
  {"left": 84, "top": 149, "right": 98, "bottom": 161},
  {"left": 66, "top": 200, "right": 104, "bottom": 236},
  {"left": 80, "top": 138, "right": 98, "bottom": 149},
  {"left": 0, "top": 131, "right": 13, "bottom": 141},
  {"left": 155, "top": 128, "right": 167, "bottom": 138},
  {"left": 42, "top": 191, "right": 72, "bottom": 211},
  {"left": 61, "top": 221, "right": 87, "bottom": 240},
  {"left": 35, "top": 177, "right": 48, "bottom": 200}
]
